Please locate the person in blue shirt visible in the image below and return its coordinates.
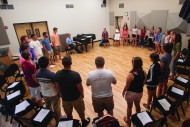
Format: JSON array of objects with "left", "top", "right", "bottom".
[
  {"left": 66, "top": 34, "right": 82, "bottom": 53},
  {"left": 42, "top": 32, "right": 54, "bottom": 65},
  {"left": 154, "top": 27, "right": 162, "bottom": 54},
  {"left": 19, "top": 35, "right": 35, "bottom": 61}
]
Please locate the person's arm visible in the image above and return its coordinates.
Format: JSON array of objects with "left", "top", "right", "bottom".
[
  {"left": 51, "top": 36, "right": 55, "bottom": 47},
  {"left": 110, "top": 71, "right": 117, "bottom": 84},
  {"left": 146, "top": 65, "right": 153, "bottom": 84},
  {"left": 122, "top": 73, "right": 133, "bottom": 97},
  {"left": 160, "top": 62, "right": 164, "bottom": 71},
  {"left": 55, "top": 82, "right": 62, "bottom": 97},
  {"left": 86, "top": 74, "right": 91, "bottom": 86},
  {"left": 143, "top": 71, "right": 147, "bottom": 87},
  {"left": 32, "top": 73, "right": 40, "bottom": 86},
  {"left": 76, "top": 83, "right": 84, "bottom": 98}
]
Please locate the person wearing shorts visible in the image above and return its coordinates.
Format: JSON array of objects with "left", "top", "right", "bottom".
[
  {"left": 122, "top": 57, "right": 146, "bottom": 124},
  {"left": 132, "top": 25, "right": 138, "bottom": 47},
  {"left": 143, "top": 53, "right": 161, "bottom": 109},
  {"left": 55, "top": 55, "right": 90, "bottom": 127},
  {"left": 157, "top": 43, "right": 172, "bottom": 97},
  {"left": 42, "top": 32, "right": 55, "bottom": 65},
  {"left": 21, "top": 50, "right": 42, "bottom": 106},
  {"left": 86, "top": 56, "right": 117, "bottom": 117},
  {"left": 51, "top": 27, "right": 62, "bottom": 61}
]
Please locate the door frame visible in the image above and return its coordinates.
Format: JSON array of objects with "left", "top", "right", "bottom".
[{"left": 13, "top": 21, "right": 50, "bottom": 44}]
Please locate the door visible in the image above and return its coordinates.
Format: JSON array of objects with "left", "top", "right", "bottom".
[
  {"left": 14, "top": 21, "right": 49, "bottom": 43},
  {"left": 115, "top": 16, "right": 123, "bottom": 29},
  {"left": 14, "top": 23, "right": 33, "bottom": 43},
  {"left": 32, "top": 22, "right": 48, "bottom": 40}
]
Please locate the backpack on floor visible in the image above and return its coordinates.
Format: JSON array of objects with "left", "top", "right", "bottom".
[{"left": 94, "top": 114, "right": 120, "bottom": 127}]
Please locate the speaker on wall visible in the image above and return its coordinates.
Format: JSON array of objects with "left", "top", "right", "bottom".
[
  {"left": 103, "top": 0, "right": 106, "bottom": 5},
  {"left": 1, "top": 0, "right": 8, "bottom": 4}
]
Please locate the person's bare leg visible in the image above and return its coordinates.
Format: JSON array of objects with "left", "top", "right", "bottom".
[
  {"left": 157, "top": 83, "right": 163, "bottom": 97},
  {"left": 134, "top": 99, "right": 141, "bottom": 113},
  {"left": 37, "top": 99, "right": 43, "bottom": 106},
  {"left": 59, "top": 53, "right": 62, "bottom": 60},
  {"left": 161, "top": 83, "right": 167, "bottom": 96},
  {"left": 126, "top": 101, "right": 133, "bottom": 120},
  {"left": 147, "top": 90, "right": 153, "bottom": 106}
]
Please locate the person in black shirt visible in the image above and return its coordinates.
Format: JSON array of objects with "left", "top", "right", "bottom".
[
  {"left": 143, "top": 53, "right": 161, "bottom": 109},
  {"left": 55, "top": 55, "right": 90, "bottom": 127},
  {"left": 122, "top": 57, "right": 146, "bottom": 124}
]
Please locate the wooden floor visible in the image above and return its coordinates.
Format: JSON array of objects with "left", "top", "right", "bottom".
[
  {"left": 1, "top": 40, "right": 189, "bottom": 127},
  {"left": 49, "top": 41, "right": 190, "bottom": 127}
]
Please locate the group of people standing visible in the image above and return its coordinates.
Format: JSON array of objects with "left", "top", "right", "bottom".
[{"left": 17, "top": 23, "right": 183, "bottom": 126}]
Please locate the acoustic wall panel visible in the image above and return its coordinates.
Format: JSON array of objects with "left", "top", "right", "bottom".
[
  {"left": 130, "top": 11, "right": 136, "bottom": 30},
  {"left": 109, "top": 12, "right": 114, "bottom": 26},
  {"left": 0, "top": 17, "right": 10, "bottom": 45},
  {"left": 151, "top": 10, "right": 168, "bottom": 32},
  {"left": 166, "top": 12, "right": 188, "bottom": 33},
  {"left": 136, "top": 13, "right": 151, "bottom": 30}
]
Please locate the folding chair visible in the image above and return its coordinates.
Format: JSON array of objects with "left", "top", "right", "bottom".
[{"left": 130, "top": 111, "right": 167, "bottom": 127}]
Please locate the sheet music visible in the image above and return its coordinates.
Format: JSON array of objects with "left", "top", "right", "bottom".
[
  {"left": 81, "top": 38, "right": 86, "bottom": 40},
  {"left": 177, "top": 59, "right": 184, "bottom": 63},
  {"left": 158, "top": 98, "right": 171, "bottom": 111},
  {"left": 7, "top": 82, "right": 19, "bottom": 89},
  {"left": 177, "top": 76, "right": 188, "bottom": 83},
  {"left": 86, "top": 36, "right": 92, "bottom": 38},
  {"left": 15, "top": 100, "right": 30, "bottom": 114},
  {"left": 58, "top": 120, "right": 73, "bottom": 127},
  {"left": 33, "top": 109, "right": 50, "bottom": 122},
  {"left": 49, "top": 65, "right": 56, "bottom": 68},
  {"left": 171, "top": 87, "right": 184, "bottom": 95},
  {"left": 7, "top": 90, "right": 21, "bottom": 100},
  {"left": 137, "top": 111, "right": 153, "bottom": 125}
]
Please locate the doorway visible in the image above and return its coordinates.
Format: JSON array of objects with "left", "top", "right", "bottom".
[
  {"left": 14, "top": 21, "right": 49, "bottom": 44},
  {"left": 115, "top": 16, "right": 123, "bottom": 29}
]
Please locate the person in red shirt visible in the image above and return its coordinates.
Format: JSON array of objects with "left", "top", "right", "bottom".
[{"left": 21, "top": 50, "right": 42, "bottom": 106}]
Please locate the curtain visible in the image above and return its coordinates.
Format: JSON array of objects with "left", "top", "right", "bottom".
[{"left": 179, "top": 0, "right": 190, "bottom": 23}]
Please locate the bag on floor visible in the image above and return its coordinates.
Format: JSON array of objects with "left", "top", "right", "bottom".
[{"left": 93, "top": 114, "right": 120, "bottom": 127}]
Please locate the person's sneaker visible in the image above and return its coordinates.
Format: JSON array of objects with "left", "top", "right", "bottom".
[{"left": 82, "top": 117, "right": 90, "bottom": 127}]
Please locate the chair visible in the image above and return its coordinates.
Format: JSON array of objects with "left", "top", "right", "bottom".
[
  {"left": 166, "top": 86, "right": 186, "bottom": 115},
  {"left": 65, "top": 47, "right": 74, "bottom": 54},
  {"left": 3, "top": 64, "right": 23, "bottom": 85},
  {"left": 0, "top": 75, "right": 7, "bottom": 97},
  {"left": 31, "top": 108, "right": 55, "bottom": 127},
  {"left": 128, "top": 34, "right": 131, "bottom": 45},
  {"left": 150, "top": 96, "right": 182, "bottom": 121},
  {"left": 56, "top": 118, "right": 81, "bottom": 127},
  {"left": 130, "top": 111, "right": 167, "bottom": 127},
  {"left": 173, "top": 76, "right": 190, "bottom": 93}
]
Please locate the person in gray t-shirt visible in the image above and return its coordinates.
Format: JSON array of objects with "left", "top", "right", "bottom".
[{"left": 86, "top": 56, "right": 117, "bottom": 117}]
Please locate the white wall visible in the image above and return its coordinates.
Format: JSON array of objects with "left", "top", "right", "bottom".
[
  {"left": 0, "top": 0, "right": 110, "bottom": 55},
  {"left": 109, "top": 0, "right": 190, "bottom": 48}
]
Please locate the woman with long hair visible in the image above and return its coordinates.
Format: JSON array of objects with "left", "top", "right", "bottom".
[
  {"left": 140, "top": 25, "right": 146, "bottom": 48},
  {"left": 122, "top": 25, "right": 128, "bottom": 46},
  {"left": 122, "top": 57, "right": 146, "bottom": 124},
  {"left": 114, "top": 25, "right": 121, "bottom": 47},
  {"left": 132, "top": 25, "right": 138, "bottom": 47}
]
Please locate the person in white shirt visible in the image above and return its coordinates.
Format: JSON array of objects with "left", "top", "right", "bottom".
[
  {"left": 86, "top": 56, "right": 117, "bottom": 117},
  {"left": 29, "top": 34, "right": 43, "bottom": 62},
  {"left": 132, "top": 25, "right": 138, "bottom": 47},
  {"left": 114, "top": 25, "right": 121, "bottom": 47}
]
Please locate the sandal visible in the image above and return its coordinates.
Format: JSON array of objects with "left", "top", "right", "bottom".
[
  {"left": 123, "top": 116, "right": 130, "bottom": 125},
  {"left": 143, "top": 103, "right": 150, "bottom": 109}
]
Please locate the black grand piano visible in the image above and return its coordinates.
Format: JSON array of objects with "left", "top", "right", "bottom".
[{"left": 73, "top": 34, "right": 96, "bottom": 52}]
